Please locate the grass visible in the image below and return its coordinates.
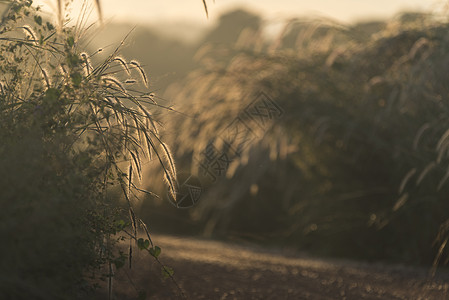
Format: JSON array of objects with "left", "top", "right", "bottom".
[
  {"left": 137, "top": 9, "right": 449, "bottom": 266},
  {"left": 0, "top": 0, "right": 188, "bottom": 298}
]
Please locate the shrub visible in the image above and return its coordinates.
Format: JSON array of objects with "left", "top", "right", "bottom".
[{"left": 0, "top": 1, "right": 176, "bottom": 298}]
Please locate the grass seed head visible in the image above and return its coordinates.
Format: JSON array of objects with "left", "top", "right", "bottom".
[
  {"left": 41, "top": 68, "right": 51, "bottom": 89},
  {"left": 21, "top": 25, "right": 37, "bottom": 44},
  {"left": 113, "top": 56, "right": 130, "bottom": 75},
  {"left": 130, "top": 60, "right": 148, "bottom": 87},
  {"left": 102, "top": 76, "right": 126, "bottom": 93}
]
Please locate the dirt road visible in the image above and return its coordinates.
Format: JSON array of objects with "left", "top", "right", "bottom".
[{"left": 106, "top": 235, "right": 449, "bottom": 300}]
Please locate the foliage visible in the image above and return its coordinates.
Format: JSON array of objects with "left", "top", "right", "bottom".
[
  {"left": 143, "top": 10, "right": 449, "bottom": 265},
  {"left": 0, "top": 1, "right": 178, "bottom": 298}
]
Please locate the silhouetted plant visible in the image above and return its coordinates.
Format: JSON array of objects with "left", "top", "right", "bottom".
[{"left": 0, "top": 1, "right": 182, "bottom": 298}]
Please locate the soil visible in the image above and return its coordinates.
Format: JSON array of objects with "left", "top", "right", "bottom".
[{"left": 100, "top": 234, "right": 449, "bottom": 300}]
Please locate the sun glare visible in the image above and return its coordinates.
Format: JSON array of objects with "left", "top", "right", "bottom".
[{"left": 32, "top": 0, "right": 441, "bottom": 27}]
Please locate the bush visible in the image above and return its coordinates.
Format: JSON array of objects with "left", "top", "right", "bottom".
[{"left": 0, "top": 1, "right": 176, "bottom": 298}]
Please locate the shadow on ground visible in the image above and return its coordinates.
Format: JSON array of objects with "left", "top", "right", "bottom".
[{"left": 94, "top": 234, "right": 449, "bottom": 300}]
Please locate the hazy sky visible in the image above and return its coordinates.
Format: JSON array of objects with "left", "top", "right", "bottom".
[{"left": 36, "top": 0, "right": 443, "bottom": 26}]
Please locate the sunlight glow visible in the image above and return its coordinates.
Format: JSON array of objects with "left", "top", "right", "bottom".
[{"left": 33, "top": 0, "right": 442, "bottom": 26}]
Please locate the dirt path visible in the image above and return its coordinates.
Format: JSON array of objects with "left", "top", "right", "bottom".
[{"left": 106, "top": 235, "right": 449, "bottom": 300}]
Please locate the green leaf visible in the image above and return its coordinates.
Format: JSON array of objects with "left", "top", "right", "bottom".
[
  {"left": 149, "top": 246, "right": 161, "bottom": 258},
  {"left": 66, "top": 36, "right": 75, "bottom": 47},
  {"left": 161, "top": 266, "right": 174, "bottom": 279},
  {"left": 67, "top": 53, "right": 80, "bottom": 67},
  {"left": 137, "top": 238, "right": 152, "bottom": 250},
  {"left": 34, "top": 15, "right": 42, "bottom": 25},
  {"left": 137, "top": 238, "right": 145, "bottom": 250},
  {"left": 46, "top": 22, "right": 54, "bottom": 31},
  {"left": 70, "top": 72, "right": 82, "bottom": 87},
  {"left": 137, "top": 239, "right": 151, "bottom": 250},
  {"left": 115, "top": 219, "right": 126, "bottom": 230},
  {"left": 43, "top": 88, "right": 60, "bottom": 104}
]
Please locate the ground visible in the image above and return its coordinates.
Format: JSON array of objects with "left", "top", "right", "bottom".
[{"left": 100, "top": 234, "right": 449, "bottom": 300}]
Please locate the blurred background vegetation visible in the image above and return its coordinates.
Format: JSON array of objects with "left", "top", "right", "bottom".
[{"left": 89, "top": 8, "right": 449, "bottom": 266}]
